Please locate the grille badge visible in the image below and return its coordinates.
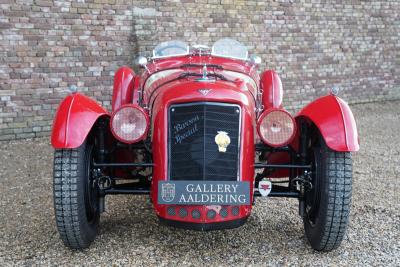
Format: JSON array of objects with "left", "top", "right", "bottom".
[
  {"left": 198, "top": 88, "right": 212, "bottom": 96},
  {"left": 215, "top": 131, "right": 231, "bottom": 152}
]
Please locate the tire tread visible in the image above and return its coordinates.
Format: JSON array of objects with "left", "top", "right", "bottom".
[
  {"left": 320, "top": 150, "right": 352, "bottom": 251},
  {"left": 53, "top": 147, "right": 97, "bottom": 249}
]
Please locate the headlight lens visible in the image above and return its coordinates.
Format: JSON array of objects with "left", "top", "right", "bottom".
[
  {"left": 110, "top": 105, "right": 149, "bottom": 143},
  {"left": 257, "top": 109, "right": 296, "bottom": 147}
]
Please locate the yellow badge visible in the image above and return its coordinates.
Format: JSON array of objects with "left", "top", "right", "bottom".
[{"left": 214, "top": 131, "right": 231, "bottom": 152}]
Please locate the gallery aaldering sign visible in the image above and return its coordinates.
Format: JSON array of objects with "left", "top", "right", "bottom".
[{"left": 158, "top": 181, "right": 250, "bottom": 205}]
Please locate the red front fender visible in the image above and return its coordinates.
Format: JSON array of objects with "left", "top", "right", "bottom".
[
  {"left": 296, "top": 95, "right": 359, "bottom": 152},
  {"left": 112, "top": 66, "right": 136, "bottom": 112},
  {"left": 51, "top": 93, "right": 109, "bottom": 149},
  {"left": 260, "top": 70, "right": 283, "bottom": 109}
]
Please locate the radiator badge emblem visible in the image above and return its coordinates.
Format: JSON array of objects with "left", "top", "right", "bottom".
[
  {"left": 259, "top": 180, "right": 272, "bottom": 197},
  {"left": 198, "top": 88, "right": 212, "bottom": 96},
  {"left": 215, "top": 131, "right": 231, "bottom": 152},
  {"left": 161, "top": 183, "right": 175, "bottom": 202}
]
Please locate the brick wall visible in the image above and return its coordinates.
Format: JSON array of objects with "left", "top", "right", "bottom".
[{"left": 1, "top": 0, "right": 399, "bottom": 140}]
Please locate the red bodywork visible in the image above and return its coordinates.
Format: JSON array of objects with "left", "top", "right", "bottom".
[
  {"left": 51, "top": 52, "right": 359, "bottom": 227},
  {"left": 296, "top": 95, "right": 359, "bottom": 151},
  {"left": 150, "top": 80, "right": 256, "bottom": 222},
  {"left": 260, "top": 70, "right": 283, "bottom": 109},
  {"left": 112, "top": 66, "right": 136, "bottom": 112},
  {"left": 51, "top": 93, "right": 109, "bottom": 149}
]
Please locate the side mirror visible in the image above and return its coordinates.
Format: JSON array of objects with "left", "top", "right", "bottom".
[
  {"left": 250, "top": 55, "right": 262, "bottom": 65},
  {"left": 135, "top": 56, "right": 148, "bottom": 68}
]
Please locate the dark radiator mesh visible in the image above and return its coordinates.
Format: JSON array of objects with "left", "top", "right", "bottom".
[{"left": 169, "top": 103, "right": 240, "bottom": 181}]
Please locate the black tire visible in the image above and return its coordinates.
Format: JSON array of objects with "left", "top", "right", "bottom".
[
  {"left": 303, "top": 137, "right": 352, "bottom": 251},
  {"left": 53, "top": 141, "right": 100, "bottom": 249}
]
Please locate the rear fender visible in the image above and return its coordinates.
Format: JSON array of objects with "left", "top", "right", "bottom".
[
  {"left": 51, "top": 93, "right": 109, "bottom": 149},
  {"left": 296, "top": 95, "right": 359, "bottom": 152}
]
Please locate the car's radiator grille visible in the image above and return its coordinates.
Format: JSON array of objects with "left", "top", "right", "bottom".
[{"left": 169, "top": 102, "right": 241, "bottom": 181}]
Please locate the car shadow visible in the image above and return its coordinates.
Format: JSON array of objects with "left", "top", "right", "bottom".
[{"left": 97, "top": 196, "right": 306, "bottom": 256}]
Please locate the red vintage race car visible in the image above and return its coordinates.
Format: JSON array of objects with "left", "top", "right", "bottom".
[{"left": 51, "top": 39, "right": 359, "bottom": 251}]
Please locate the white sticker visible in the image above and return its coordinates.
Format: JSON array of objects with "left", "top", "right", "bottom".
[
  {"left": 258, "top": 180, "right": 272, "bottom": 197},
  {"left": 206, "top": 205, "right": 222, "bottom": 213}
]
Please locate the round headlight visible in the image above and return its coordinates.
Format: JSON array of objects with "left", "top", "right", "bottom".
[
  {"left": 257, "top": 109, "right": 296, "bottom": 147},
  {"left": 110, "top": 105, "right": 149, "bottom": 143}
]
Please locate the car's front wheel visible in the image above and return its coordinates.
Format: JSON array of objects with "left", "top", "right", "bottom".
[
  {"left": 53, "top": 140, "right": 100, "bottom": 249},
  {"left": 303, "top": 137, "right": 353, "bottom": 251}
]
